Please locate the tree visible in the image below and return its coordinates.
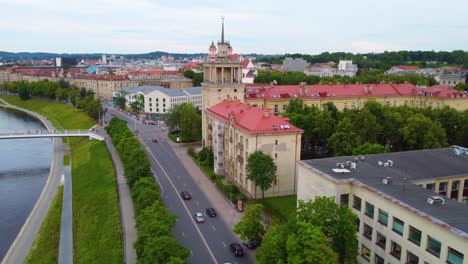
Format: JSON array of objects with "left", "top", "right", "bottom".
[
  {"left": 18, "top": 83, "right": 30, "bottom": 100},
  {"left": 297, "top": 198, "right": 358, "bottom": 264},
  {"left": 352, "top": 143, "right": 388, "bottom": 155},
  {"left": 353, "top": 108, "right": 382, "bottom": 144},
  {"left": 140, "top": 236, "right": 189, "bottom": 264},
  {"left": 256, "top": 225, "right": 288, "bottom": 264},
  {"left": 130, "top": 93, "right": 144, "bottom": 113},
  {"left": 286, "top": 221, "right": 339, "bottom": 264},
  {"left": 400, "top": 114, "right": 448, "bottom": 150},
  {"left": 329, "top": 118, "right": 361, "bottom": 156},
  {"left": 246, "top": 151, "right": 277, "bottom": 200},
  {"left": 179, "top": 103, "right": 202, "bottom": 142},
  {"left": 165, "top": 103, "right": 183, "bottom": 132},
  {"left": 113, "top": 90, "right": 127, "bottom": 109},
  {"left": 233, "top": 204, "right": 265, "bottom": 241}
]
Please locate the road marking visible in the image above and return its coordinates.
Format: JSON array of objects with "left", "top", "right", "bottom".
[
  {"left": 195, "top": 200, "right": 199, "bottom": 206},
  {"left": 211, "top": 224, "right": 216, "bottom": 231},
  {"left": 146, "top": 145, "right": 218, "bottom": 264},
  {"left": 190, "top": 250, "right": 193, "bottom": 256},
  {"left": 182, "top": 232, "right": 185, "bottom": 237},
  {"left": 222, "top": 241, "right": 227, "bottom": 248},
  {"left": 150, "top": 168, "right": 164, "bottom": 193}
]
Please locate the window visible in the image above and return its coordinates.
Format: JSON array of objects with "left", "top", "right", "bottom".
[
  {"left": 283, "top": 104, "right": 287, "bottom": 110},
  {"left": 439, "top": 182, "right": 448, "bottom": 195},
  {"left": 406, "top": 251, "right": 419, "bottom": 264},
  {"left": 361, "top": 245, "right": 370, "bottom": 261},
  {"left": 156, "top": 98, "right": 159, "bottom": 102},
  {"left": 365, "top": 202, "right": 374, "bottom": 218},
  {"left": 149, "top": 108, "right": 152, "bottom": 112},
  {"left": 392, "top": 217, "right": 404, "bottom": 235},
  {"left": 452, "top": 180, "right": 460, "bottom": 190},
  {"left": 374, "top": 254, "right": 384, "bottom": 264},
  {"left": 426, "top": 183, "right": 435, "bottom": 191},
  {"left": 390, "top": 241, "right": 402, "bottom": 260},
  {"left": 408, "top": 226, "right": 422, "bottom": 246},
  {"left": 275, "top": 153, "right": 278, "bottom": 158},
  {"left": 363, "top": 224, "right": 373, "bottom": 240},
  {"left": 378, "top": 209, "right": 388, "bottom": 226},
  {"left": 426, "top": 236, "right": 441, "bottom": 257},
  {"left": 353, "top": 195, "right": 362, "bottom": 211},
  {"left": 340, "top": 194, "right": 349, "bottom": 206},
  {"left": 376, "top": 232, "right": 386, "bottom": 249},
  {"left": 234, "top": 89, "right": 237, "bottom": 92},
  {"left": 149, "top": 97, "right": 152, "bottom": 102},
  {"left": 218, "top": 89, "right": 221, "bottom": 92},
  {"left": 447, "top": 247, "right": 464, "bottom": 264},
  {"left": 275, "top": 140, "right": 278, "bottom": 145},
  {"left": 163, "top": 98, "right": 166, "bottom": 102},
  {"left": 355, "top": 219, "right": 360, "bottom": 232}
]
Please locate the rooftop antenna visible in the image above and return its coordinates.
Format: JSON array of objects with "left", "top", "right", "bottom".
[{"left": 221, "top": 16, "right": 225, "bottom": 44}]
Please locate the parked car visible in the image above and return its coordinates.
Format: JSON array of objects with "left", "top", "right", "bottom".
[
  {"left": 181, "top": 191, "right": 191, "bottom": 200},
  {"left": 243, "top": 239, "right": 260, "bottom": 249},
  {"left": 206, "top": 208, "right": 216, "bottom": 217},
  {"left": 193, "top": 212, "right": 205, "bottom": 223},
  {"left": 229, "top": 243, "right": 244, "bottom": 257},
  {"left": 152, "top": 138, "right": 158, "bottom": 143}
]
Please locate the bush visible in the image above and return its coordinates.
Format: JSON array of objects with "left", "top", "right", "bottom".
[{"left": 186, "top": 144, "right": 195, "bottom": 157}]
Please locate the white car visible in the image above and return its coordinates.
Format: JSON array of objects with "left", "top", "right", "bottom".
[{"left": 193, "top": 212, "right": 205, "bottom": 223}]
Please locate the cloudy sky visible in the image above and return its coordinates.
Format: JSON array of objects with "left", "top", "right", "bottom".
[{"left": 1, "top": 0, "right": 467, "bottom": 54}]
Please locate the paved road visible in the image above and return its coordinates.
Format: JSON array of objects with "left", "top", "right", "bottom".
[
  {"left": 107, "top": 109, "right": 254, "bottom": 264},
  {"left": 0, "top": 99, "right": 64, "bottom": 264}
]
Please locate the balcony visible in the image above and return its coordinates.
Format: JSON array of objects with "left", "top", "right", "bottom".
[
  {"left": 208, "top": 124, "right": 212, "bottom": 130},
  {"left": 237, "top": 143, "right": 244, "bottom": 151},
  {"left": 229, "top": 137, "right": 233, "bottom": 143},
  {"left": 237, "top": 155, "right": 243, "bottom": 163}
]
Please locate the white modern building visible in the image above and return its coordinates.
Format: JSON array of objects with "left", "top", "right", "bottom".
[
  {"left": 119, "top": 85, "right": 202, "bottom": 120},
  {"left": 305, "top": 60, "right": 358, "bottom": 77},
  {"left": 297, "top": 147, "right": 468, "bottom": 264}
]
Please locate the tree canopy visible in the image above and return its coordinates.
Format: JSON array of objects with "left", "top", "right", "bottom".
[
  {"left": 246, "top": 151, "right": 277, "bottom": 200},
  {"left": 233, "top": 204, "right": 265, "bottom": 241}
]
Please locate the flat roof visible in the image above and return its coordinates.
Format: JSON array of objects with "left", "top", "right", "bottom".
[
  {"left": 300, "top": 147, "right": 468, "bottom": 237},
  {"left": 122, "top": 85, "right": 201, "bottom": 97}
]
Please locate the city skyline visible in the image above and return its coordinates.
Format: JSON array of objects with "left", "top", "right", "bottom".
[{"left": 1, "top": 0, "right": 467, "bottom": 54}]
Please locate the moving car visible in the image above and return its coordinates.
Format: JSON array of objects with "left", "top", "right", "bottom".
[
  {"left": 152, "top": 138, "right": 158, "bottom": 143},
  {"left": 206, "top": 208, "right": 216, "bottom": 217},
  {"left": 193, "top": 212, "right": 205, "bottom": 223},
  {"left": 229, "top": 243, "right": 244, "bottom": 257},
  {"left": 243, "top": 239, "right": 260, "bottom": 249},
  {"left": 180, "top": 191, "right": 191, "bottom": 200}
]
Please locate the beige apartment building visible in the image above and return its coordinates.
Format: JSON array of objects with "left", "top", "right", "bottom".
[
  {"left": 206, "top": 100, "right": 303, "bottom": 198},
  {"left": 245, "top": 83, "right": 468, "bottom": 112},
  {"left": 297, "top": 147, "right": 468, "bottom": 264}
]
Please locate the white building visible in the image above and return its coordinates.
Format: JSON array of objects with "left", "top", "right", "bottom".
[
  {"left": 305, "top": 60, "right": 358, "bottom": 77},
  {"left": 297, "top": 147, "right": 468, "bottom": 264},
  {"left": 119, "top": 86, "right": 202, "bottom": 120},
  {"left": 241, "top": 58, "right": 257, "bottom": 84}
]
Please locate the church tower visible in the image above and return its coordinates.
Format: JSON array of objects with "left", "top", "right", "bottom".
[{"left": 201, "top": 17, "right": 245, "bottom": 146}]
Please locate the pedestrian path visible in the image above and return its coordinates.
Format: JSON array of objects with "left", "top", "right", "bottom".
[
  {"left": 58, "top": 165, "right": 73, "bottom": 264},
  {"left": 103, "top": 131, "right": 137, "bottom": 264}
]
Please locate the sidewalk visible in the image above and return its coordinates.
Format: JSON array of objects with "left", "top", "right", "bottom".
[
  {"left": 102, "top": 130, "right": 137, "bottom": 264},
  {"left": 164, "top": 138, "right": 244, "bottom": 230},
  {"left": 58, "top": 165, "right": 73, "bottom": 264}
]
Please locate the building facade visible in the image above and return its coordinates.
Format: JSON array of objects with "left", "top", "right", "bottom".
[
  {"left": 283, "top": 57, "right": 309, "bottom": 72},
  {"left": 206, "top": 100, "right": 303, "bottom": 198},
  {"left": 439, "top": 73, "right": 467, "bottom": 87},
  {"left": 244, "top": 83, "right": 468, "bottom": 112},
  {"left": 297, "top": 147, "right": 468, "bottom": 264}
]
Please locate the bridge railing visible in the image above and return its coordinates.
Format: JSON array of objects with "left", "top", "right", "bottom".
[{"left": 0, "top": 129, "right": 97, "bottom": 136}]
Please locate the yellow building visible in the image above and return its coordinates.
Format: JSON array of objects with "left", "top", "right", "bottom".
[
  {"left": 297, "top": 146, "right": 468, "bottom": 264},
  {"left": 245, "top": 83, "right": 468, "bottom": 112}
]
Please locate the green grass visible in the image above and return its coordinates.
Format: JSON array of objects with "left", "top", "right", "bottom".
[
  {"left": 23, "top": 186, "right": 63, "bottom": 264},
  {"left": 63, "top": 155, "right": 70, "bottom": 166},
  {"left": 262, "top": 195, "right": 297, "bottom": 223},
  {"left": 0, "top": 95, "right": 95, "bottom": 147},
  {"left": 72, "top": 141, "right": 123, "bottom": 264}
]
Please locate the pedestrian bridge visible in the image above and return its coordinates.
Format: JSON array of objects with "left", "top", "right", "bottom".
[{"left": 0, "top": 128, "right": 104, "bottom": 141}]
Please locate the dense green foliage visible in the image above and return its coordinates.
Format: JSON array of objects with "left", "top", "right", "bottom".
[
  {"left": 257, "top": 50, "right": 468, "bottom": 70},
  {"left": 165, "top": 102, "right": 201, "bottom": 142},
  {"left": 257, "top": 197, "right": 357, "bottom": 264},
  {"left": 106, "top": 118, "right": 189, "bottom": 263},
  {"left": 72, "top": 141, "right": 123, "bottom": 264},
  {"left": 255, "top": 70, "right": 438, "bottom": 86},
  {"left": 246, "top": 151, "right": 277, "bottom": 200},
  {"left": 183, "top": 69, "right": 203, "bottom": 86},
  {"left": 130, "top": 94, "right": 145, "bottom": 113},
  {"left": 261, "top": 195, "right": 297, "bottom": 223},
  {"left": 233, "top": 204, "right": 265, "bottom": 241},
  {"left": 113, "top": 90, "right": 127, "bottom": 109},
  {"left": 285, "top": 99, "right": 467, "bottom": 158},
  {"left": 0, "top": 80, "right": 102, "bottom": 120},
  {"left": 24, "top": 186, "right": 63, "bottom": 264}
]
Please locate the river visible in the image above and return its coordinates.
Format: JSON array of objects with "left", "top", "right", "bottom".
[{"left": 0, "top": 107, "right": 52, "bottom": 261}]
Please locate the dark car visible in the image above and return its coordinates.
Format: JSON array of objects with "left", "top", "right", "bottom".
[
  {"left": 206, "top": 208, "right": 216, "bottom": 217},
  {"left": 181, "top": 191, "right": 191, "bottom": 200},
  {"left": 243, "top": 239, "right": 260, "bottom": 249},
  {"left": 229, "top": 243, "right": 244, "bottom": 257},
  {"left": 152, "top": 138, "right": 158, "bottom": 143}
]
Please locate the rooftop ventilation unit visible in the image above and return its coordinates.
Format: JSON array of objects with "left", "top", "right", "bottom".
[
  {"left": 427, "top": 196, "right": 445, "bottom": 205},
  {"left": 332, "top": 168, "right": 350, "bottom": 174},
  {"left": 382, "top": 177, "right": 392, "bottom": 184}
]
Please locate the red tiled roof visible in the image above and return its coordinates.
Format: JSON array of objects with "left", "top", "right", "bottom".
[
  {"left": 128, "top": 70, "right": 181, "bottom": 76},
  {"left": 395, "top": 65, "right": 419, "bottom": 71},
  {"left": 183, "top": 62, "right": 199, "bottom": 69},
  {"left": 241, "top": 59, "right": 250, "bottom": 69},
  {"left": 245, "top": 83, "right": 467, "bottom": 100},
  {"left": 207, "top": 100, "right": 303, "bottom": 135},
  {"left": 228, "top": 54, "right": 242, "bottom": 62}
]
